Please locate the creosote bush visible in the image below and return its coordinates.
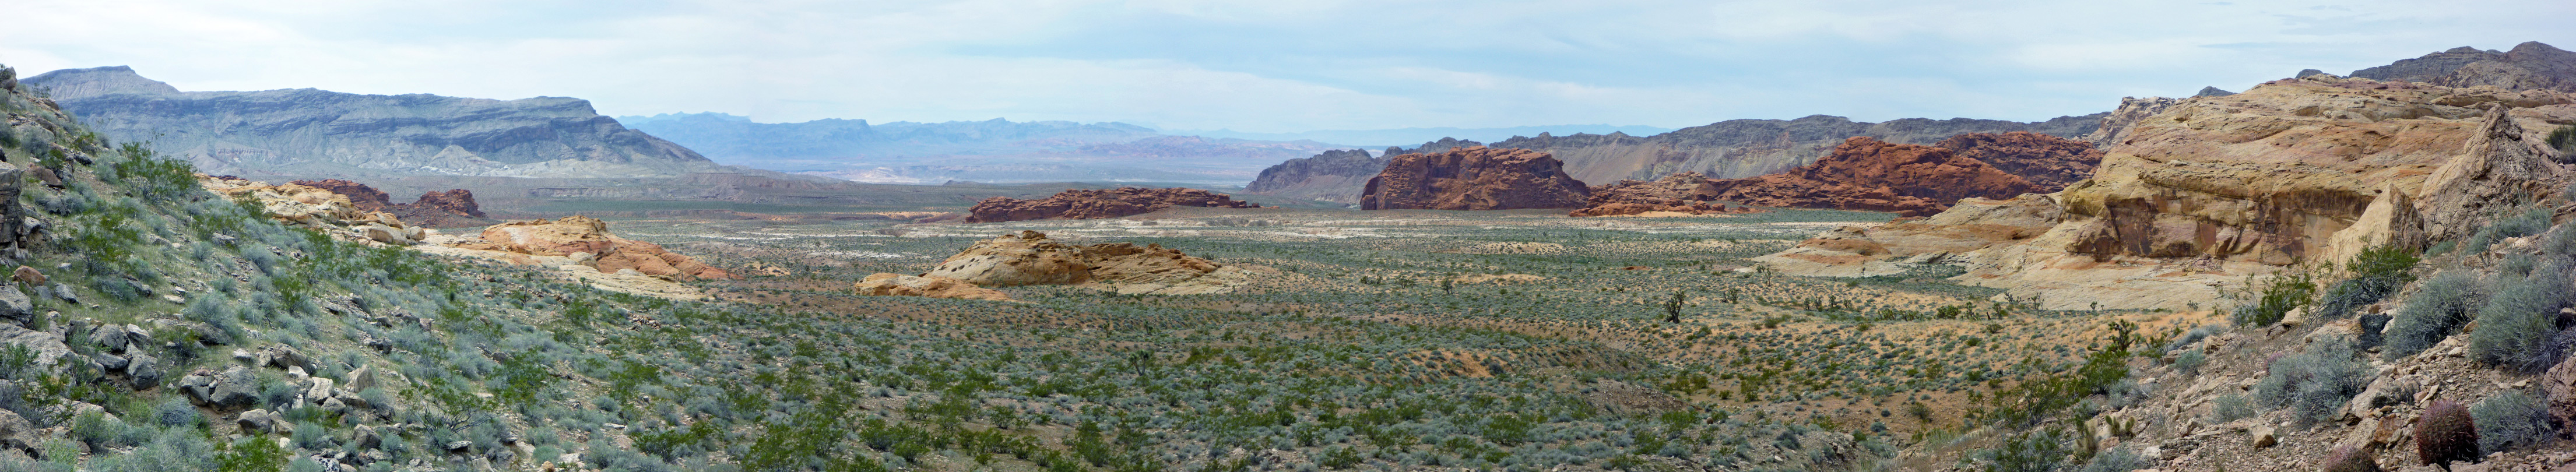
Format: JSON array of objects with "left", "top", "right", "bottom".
[{"left": 2417, "top": 400, "right": 2480, "bottom": 466}]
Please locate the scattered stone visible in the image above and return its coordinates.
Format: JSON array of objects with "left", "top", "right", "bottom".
[
  {"left": 208, "top": 366, "right": 260, "bottom": 407},
  {"left": 6, "top": 267, "right": 38, "bottom": 286},
  {"left": 2250, "top": 425, "right": 2278, "bottom": 448},
  {"left": 236, "top": 408, "right": 289, "bottom": 434}
]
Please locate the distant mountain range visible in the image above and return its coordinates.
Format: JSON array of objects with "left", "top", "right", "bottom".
[
  {"left": 615, "top": 112, "right": 1344, "bottom": 186},
  {"left": 26, "top": 66, "right": 729, "bottom": 179},
  {"left": 1165, "top": 125, "right": 1678, "bottom": 148}
]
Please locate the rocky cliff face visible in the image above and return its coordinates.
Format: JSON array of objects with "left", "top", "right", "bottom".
[
  {"left": 2082, "top": 96, "right": 2184, "bottom": 146},
  {"left": 1703, "top": 137, "right": 2047, "bottom": 217},
  {"left": 965, "top": 188, "right": 1257, "bottom": 223},
  {"left": 1242, "top": 138, "right": 1486, "bottom": 204},
  {"left": 2350, "top": 42, "right": 2576, "bottom": 93},
  {"left": 1931, "top": 132, "right": 2103, "bottom": 191},
  {"left": 290, "top": 179, "right": 491, "bottom": 228},
  {"left": 1360, "top": 146, "right": 1590, "bottom": 210},
  {"left": 1566, "top": 172, "right": 1759, "bottom": 217},
  {"left": 1491, "top": 113, "right": 2107, "bottom": 185},
  {"left": 1756, "top": 75, "right": 2576, "bottom": 310},
  {"left": 23, "top": 66, "right": 723, "bottom": 179}
]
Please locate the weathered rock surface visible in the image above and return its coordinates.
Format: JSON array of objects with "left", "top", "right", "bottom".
[
  {"left": 853, "top": 274, "right": 1012, "bottom": 301},
  {"left": 966, "top": 188, "right": 1256, "bottom": 223},
  {"left": 1756, "top": 75, "right": 2576, "bottom": 311},
  {"left": 920, "top": 231, "right": 1257, "bottom": 295},
  {"left": 1360, "top": 146, "right": 1590, "bottom": 210},
  {"left": 451, "top": 216, "right": 734, "bottom": 281},
  {"left": 23, "top": 66, "right": 723, "bottom": 178},
  {"left": 2349, "top": 42, "right": 2576, "bottom": 93},
  {"left": 1490, "top": 113, "right": 2107, "bottom": 185},
  {"left": 2083, "top": 97, "right": 2183, "bottom": 146},
  {"left": 291, "top": 179, "right": 493, "bottom": 228},
  {"left": 1568, "top": 172, "right": 1760, "bottom": 217},
  {"left": 1242, "top": 138, "right": 1483, "bottom": 204},
  {"left": 1931, "top": 132, "right": 2104, "bottom": 191},
  {"left": 1705, "top": 137, "right": 2047, "bottom": 217},
  {"left": 201, "top": 176, "right": 427, "bottom": 245}
]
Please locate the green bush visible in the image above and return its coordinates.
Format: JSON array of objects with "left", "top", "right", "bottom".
[
  {"left": 2463, "top": 207, "right": 2552, "bottom": 255},
  {"left": 2252, "top": 337, "right": 2368, "bottom": 426},
  {"left": 2074, "top": 447, "right": 2145, "bottom": 472},
  {"left": 2470, "top": 390, "right": 2553, "bottom": 455},
  {"left": 2469, "top": 260, "right": 2576, "bottom": 372},
  {"left": 2549, "top": 125, "right": 2576, "bottom": 162},
  {"left": 2417, "top": 399, "right": 2479, "bottom": 466},
  {"left": 2385, "top": 270, "right": 2483, "bottom": 360},
  {"left": 2234, "top": 269, "right": 2317, "bottom": 327},
  {"left": 2314, "top": 245, "right": 2419, "bottom": 320},
  {"left": 1976, "top": 427, "right": 2074, "bottom": 472}
]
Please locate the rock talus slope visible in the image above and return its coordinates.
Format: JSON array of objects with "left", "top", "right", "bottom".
[
  {"left": 1359, "top": 146, "right": 1590, "bottom": 210},
  {"left": 1758, "top": 75, "right": 2576, "bottom": 310},
  {"left": 965, "top": 187, "right": 1257, "bottom": 223}
]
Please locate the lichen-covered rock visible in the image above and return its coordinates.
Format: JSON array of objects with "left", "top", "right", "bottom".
[
  {"left": 1361, "top": 146, "right": 1590, "bottom": 210},
  {"left": 852, "top": 274, "right": 1011, "bottom": 301},
  {"left": 966, "top": 187, "right": 1256, "bottom": 223},
  {"left": 1705, "top": 137, "right": 2046, "bottom": 217}
]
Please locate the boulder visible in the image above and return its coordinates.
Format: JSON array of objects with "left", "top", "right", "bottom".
[
  {"left": 208, "top": 366, "right": 261, "bottom": 407},
  {"left": 853, "top": 274, "right": 1011, "bottom": 301},
  {"left": 0, "top": 286, "right": 28, "bottom": 327},
  {"left": 125, "top": 354, "right": 161, "bottom": 389},
  {"left": 1361, "top": 146, "right": 1590, "bottom": 210},
  {"left": 0, "top": 323, "right": 69, "bottom": 369},
  {"left": 0, "top": 409, "right": 34, "bottom": 457},
  {"left": 966, "top": 188, "right": 1257, "bottom": 223},
  {"left": 918, "top": 231, "right": 1253, "bottom": 294},
  {"left": 6, "top": 267, "right": 39, "bottom": 286},
  {"left": 236, "top": 408, "right": 289, "bottom": 434}
]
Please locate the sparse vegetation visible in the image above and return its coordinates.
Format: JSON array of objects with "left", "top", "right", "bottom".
[
  {"left": 2252, "top": 336, "right": 2367, "bottom": 427},
  {"left": 2385, "top": 270, "right": 2483, "bottom": 360},
  {"left": 2472, "top": 390, "right": 2554, "bottom": 455}
]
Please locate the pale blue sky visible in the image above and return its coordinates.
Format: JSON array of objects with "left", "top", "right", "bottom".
[{"left": 5, "top": 0, "right": 2570, "bottom": 132}]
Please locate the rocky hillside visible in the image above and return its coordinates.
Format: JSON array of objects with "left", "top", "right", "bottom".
[
  {"left": 1361, "top": 146, "right": 1590, "bottom": 210},
  {"left": 1566, "top": 172, "right": 1758, "bottom": 217},
  {"left": 963, "top": 187, "right": 1258, "bottom": 223},
  {"left": 2349, "top": 41, "right": 2576, "bottom": 93},
  {"left": 1491, "top": 112, "right": 2107, "bottom": 185},
  {"left": 24, "top": 66, "right": 725, "bottom": 179},
  {"left": 1705, "top": 136, "right": 2049, "bottom": 217},
  {"left": 1241, "top": 137, "right": 1484, "bottom": 204}
]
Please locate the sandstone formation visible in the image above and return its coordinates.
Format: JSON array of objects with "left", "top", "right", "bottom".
[
  {"left": 852, "top": 274, "right": 1011, "bottom": 301},
  {"left": 1755, "top": 75, "right": 2576, "bottom": 311},
  {"left": 199, "top": 176, "right": 428, "bottom": 245},
  {"left": 2082, "top": 97, "right": 2183, "bottom": 146},
  {"left": 965, "top": 187, "right": 1257, "bottom": 223},
  {"left": 1360, "top": 146, "right": 1590, "bottom": 210},
  {"left": 1703, "top": 138, "right": 2047, "bottom": 217},
  {"left": 1567, "top": 172, "right": 1760, "bottom": 217},
  {"left": 23, "top": 66, "right": 723, "bottom": 179},
  {"left": 290, "top": 179, "right": 493, "bottom": 228},
  {"left": 1931, "top": 132, "right": 2104, "bottom": 191},
  {"left": 917, "top": 231, "right": 1257, "bottom": 295},
  {"left": 1241, "top": 138, "right": 1484, "bottom": 204},
  {"left": 2349, "top": 42, "right": 2576, "bottom": 93},
  {"left": 446, "top": 216, "right": 736, "bottom": 281},
  {"left": 1489, "top": 113, "right": 2106, "bottom": 184}
]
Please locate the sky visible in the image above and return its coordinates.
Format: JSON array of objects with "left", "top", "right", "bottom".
[{"left": 3, "top": 0, "right": 2571, "bottom": 132}]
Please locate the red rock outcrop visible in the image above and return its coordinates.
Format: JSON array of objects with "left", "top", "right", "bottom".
[
  {"left": 290, "top": 179, "right": 492, "bottom": 228},
  {"left": 1567, "top": 172, "right": 1763, "bottom": 217},
  {"left": 1931, "top": 132, "right": 2104, "bottom": 191},
  {"left": 1705, "top": 138, "right": 2046, "bottom": 217},
  {"left": 1360, "top": 146, "right": 1590, "bottom": 210},
  {"left": 966, "top": 188, "right": 1257, "bottom": 223},
  {"left": 449, "top": 216, "right": 736, "bottom": 281}
]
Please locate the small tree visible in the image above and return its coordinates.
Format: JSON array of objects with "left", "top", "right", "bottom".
[{"left": 1663, "top": 291, "right": 1686, "bottom": 323}]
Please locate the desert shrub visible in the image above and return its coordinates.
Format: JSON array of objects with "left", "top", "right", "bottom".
[
  {"left": 2385, "top": 270, "right": 2483, "bottom": 360},
  {"left": 2463, "top": 207, "right": 2553, "bottom": 255},
  {"left": 2074, "top": 447, "right": 2145, "bottom": 472},
  {"left": 1976, "top": 427, "right": 2074, "bottom": 472},
  {"left": 2233, "top": 269, "right": 2317, "bottom": 327},
  {"left": 2321, "top": 445, "right": 2381, "bottom": 472},
  {"left": 2549, "top": 125, "right": 2576, "bottom": 163},
  {"left": 2470, "top": 390, "right": 2553, "bottom": 455},
  {"left": 2544, "top": 221, "right": 2576, "bottom": 257},
  {"left": 2252, "top": 336, "right": 2368, "bottom": 426},
  {"left": 2172, "top": 350, "right": 2207, "bottom": 375},
  {"left": 152, "top": 396, "right": 199, "bottom": 428},
  {"left": 2469, "top": 260, "right": 2576, "bottom": 372},
  {"left": 2417, "top": 400, "right": 2479, "bottom": 466},
  {"left": 2313, "top": 245, "right": 2419, "bottom": 320}
]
